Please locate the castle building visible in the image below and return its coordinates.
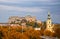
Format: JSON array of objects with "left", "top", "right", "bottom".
[{"left": 46, "top": 11, "right": 54, "bottom": 32}]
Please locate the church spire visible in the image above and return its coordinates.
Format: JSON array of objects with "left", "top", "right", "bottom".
[{"left": 48, "top": 11, "right": 51, "bottom": 19}]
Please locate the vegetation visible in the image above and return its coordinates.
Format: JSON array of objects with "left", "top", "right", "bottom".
[
  {"left": 53, "top": 24, "right": 60, "bottom": 38},
  {"left": 0, "top": 23, "right": 60, "bottom": 39},
  {"left": 0, "top": 26, "right": 41, "bottom": 39}
]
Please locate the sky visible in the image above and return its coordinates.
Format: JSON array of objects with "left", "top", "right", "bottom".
[{"left": 0, "top": 0, "right": 60, "bottom": 23}]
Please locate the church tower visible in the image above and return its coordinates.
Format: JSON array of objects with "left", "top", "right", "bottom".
[{"left": 46, "top": 11, "right": 53, "bottom": 32}]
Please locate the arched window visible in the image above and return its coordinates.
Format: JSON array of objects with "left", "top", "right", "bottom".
[{"left": 49, "top": 21, "right": 50, "bottom": 24}]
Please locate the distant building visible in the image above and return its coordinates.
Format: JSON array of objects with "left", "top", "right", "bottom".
[{"left": 34, "top": 28, "right": 41, "bottom": 30}]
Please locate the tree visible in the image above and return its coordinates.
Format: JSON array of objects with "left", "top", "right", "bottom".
[
  {"left": 26, "top": 21, "right": 35, "bottom": 27},
  {"left": 53, "top": 24, "right": 60, "bottom": 38},
  {"left": 0, "top": 31, "right": 3, "bottom": 39},
  {"left": 54, "top": 28, "right": 60, "bottom": 38},
  {"left": 44, "top": 30, "right": 52, "bottom": 36},
  {"left": 24, "top": 29, "right": 41, "bottom": 39}
]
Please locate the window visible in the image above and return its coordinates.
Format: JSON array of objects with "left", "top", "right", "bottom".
[
  {"left": 49, "top": 26, "right": 50, "bottom": 27},
  {"left": 49, "top": 22, "right": 50, "bottom": 24}
]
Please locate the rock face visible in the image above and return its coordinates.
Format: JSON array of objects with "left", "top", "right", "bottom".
[
  {"left": 8, "top": 16, "right": 23, "bottom": 24},
  {"left": 8, "top": 15, "right": 38, "bottom": 26},
  {"left": 0, "top": 15, "right": 42, "bottom": 27},
  {"left": 8, "top": 15, "right": 36, "bottom": 24}
]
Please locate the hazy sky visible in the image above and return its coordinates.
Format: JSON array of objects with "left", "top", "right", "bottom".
[{"left": 0, "top": 0, "right": 60, "bottom": 23}]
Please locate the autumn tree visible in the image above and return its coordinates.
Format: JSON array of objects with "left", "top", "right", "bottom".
[{"left": 44, "top": 30, "right": 52, "bottom": 36}]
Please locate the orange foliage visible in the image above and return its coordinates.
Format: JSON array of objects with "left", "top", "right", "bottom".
[{"left": 0, "top": 26, "right": 41, "bottom": 39}]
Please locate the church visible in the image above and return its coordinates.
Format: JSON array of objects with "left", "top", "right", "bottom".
[
  {"left": 46, "top": 11, "right": 54, "bottom": 32},
  {"left": 34, "top": 11, "right": 54, "bottom": 32}
]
